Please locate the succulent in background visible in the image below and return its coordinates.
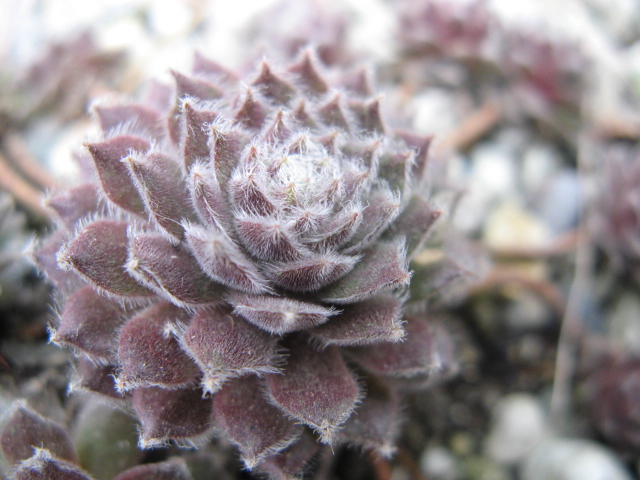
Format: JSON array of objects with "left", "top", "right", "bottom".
[
  {"left": 34, "top": 49, "right": 462, "bottom": 477},
  {"left": 396, "top": 0, "right": 492, "bottom": 60},
  {"left": 0, "top": 31, "right": 124, "bottom": 135}
]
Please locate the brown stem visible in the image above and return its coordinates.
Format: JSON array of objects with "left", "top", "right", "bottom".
[
  {"left": 489, "top": 230, "right": 579, "bottom": 259},
  {"left": 370, "top": 452, "right": 392, "bottom": 480},
  {"left": 3, "top": 131, "right": 59, "bottom": 190},
  {"left": 397, "top": 448, "right": 427, "bottom": 480},
  {"left": 0, "top": 153, "right": 50, "bottom": 220},
  {"left": 435, "top": 102, "right": 501, "bottom": 155}
]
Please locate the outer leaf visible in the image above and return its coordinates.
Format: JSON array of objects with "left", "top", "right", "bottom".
[
  {"left": 384, "top": 195, "right": 441, "bottom": 259},
  {"left": 94, "top": 104, "right": 163, "bottom": 138},
  {"left": 266, "top": 337, "right": 360, "bottom": 443},
  {"left": 235, "top": 214, "right": 302, "bottom": 262},
  {"left": 209, "top": 125, "right": 247, "bottom": 185},
  {"left": 180, "top": 100, "right": 218, "bottom": 170},
  {"left": 267, "top": 252, "right": 359, "bottom": 292},
  {"left": 310, "top": 294, "right": 404, "bottom": 347},
  {"left": 117, "top": 302, "right": 199, "bottom": 391},
  {"left": 46, "top": 184, "right": 101, "bottom": 230},
  {"left": 288, "top": 51, "right": 328, "bottom": 95},
  {"left": 178, "top": 305, "right": 282, "bottom": 394},
  {"left": 14, "top": 449, "right": 92, "bottom": 480},
  {"left": 184, "top": 223, "right": 271, "bottom": 294},
  {"left": 187, "top": 162, "right": 232, "bottom": 231},
  {"left": 73, "top": 360, "right": 126, "bottom": 400},
  {"left": 171, "top": 70, "right": 222, "bottom": 101},
  {"left": 127, "top": 233, "right": 225, "bottom": 307},
  {"left": 132, "top": 386, "right": 213, "bottom": 448},
  {"left": 214, "top": 376, "right": 300, "bottom": 468},
  {"left": 228, "top": 292, "right": 337, "bottom": 335},
  {"left": 251, "top": 61, "right": 296, "bottom": 105},
  {"left": 234, "top": 88, "right": 266, "bottom": 131},
  {"left": 53, "top": 286, "right": 126, "bottom": 362},
  {"left": 58, "top": 220, "right": 151, "bottom": 298},
  {"left": 318, "top": 239, "right": 411, "bottom": 304},
  {"left": 123, "top": 152, "right": 194, "bottom": 240},
  {"left": 1, "top": 403, "right": 77, "bottom": 465},
  {"left": 255, "top": 430, "right": 320, "bottom": 480},
  {"left": 30, "top": 231, "right": 84, "bottom": 292},
  {"left": 86, "top": 136, "right": 149, "bottom": 214}
]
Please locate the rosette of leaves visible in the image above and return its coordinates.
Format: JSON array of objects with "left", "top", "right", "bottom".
[{"left": 34, "top": 49, "right": 459, "bottom": 476}]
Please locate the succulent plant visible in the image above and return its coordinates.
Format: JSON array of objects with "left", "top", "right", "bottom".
[{"left": 34, "top": 49, "right": 460, "bottom": 477}]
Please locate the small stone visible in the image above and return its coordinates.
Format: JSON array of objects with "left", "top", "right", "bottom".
[
  {"left": 483, "top": 201, "right": 550, "bottom": 252},
  {"left": 484, "top": 393, "right": 546, "bottom": 465},
  {"left": 522, "top": 438, "right": 633, "bottom": 480},
  {"left": 607, "top": 292, "right": 640, "bottom": 355}
]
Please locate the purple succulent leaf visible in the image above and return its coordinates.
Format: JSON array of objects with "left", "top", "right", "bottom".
[
  {"left": 214, "top": 376, "right": 301, "bottom": 469},
  {"left": 176, "top": 305, "right": 282, "bottom": 394},
  {"left": 143, "top": 80, "right": 173, "bottom": 112},
  {"left": 252, "top": 61, "right": 296, "bottom": 105},
  {"left": 132, "top": 386, "right": 213, "bottom": 448},
  {"left": 255, "top": 429, "right": 320, "bottom": 480},
  {"left": 384, "top": 194, "right": 441, "bottom": 259},
  {"left": 229, "top": 157, "right": 277, "bottom": 217},
  {"left": 234, "top": 213, "right": 303, "bottom": 262},
  {"left": 171, "top": 69, "right": 222, "bottom": 101},
  {"left": 58, "top": 220, "right": 152, "bottom": 298},
  {"left": 291, "top": 98, "right": 318, "bottom": 129},
  {"left": 73, "top": 359, "right": 126, "bottom": 400},
  {"left": 85, "top": 135, "right": 150, "bottom": 215},
  {"left": 180, "top": 99, "right": 218, "bottom": 170},
  {"left": 117, "top": 302, "right": 199, "bottom": 391},
  {"left": 112, "top": 458, "right": 193, "bottom": 480},
  {"left": 53, "top": 286, "right": 126, "bottom": 362},
  {"left": 343, "top": 186, "right": 401, "bottom": 253},
  {"left": 288, "top": 51, "right": 328, "bottom": 95},
  {"left": 262, "top": 110, "right": 292, "bottom": 144},
  {"left": 192, "top": 51, "right": 238, "bottom": 82},
  {"left": 348, "top": 98, "right": 385, "bottom": 134},
  {"left": 14, "top": 449, "right": 92, "bottom": 480},
  {"left": 187, "top": 162, "right": 232, "bottom": 231},
  {"left": 127, "top": 232, "right": 226, "bottom": 307},
  {"left": 394, "top": 130, "right": 432, "bottom": 183},
  {"left": 209, "top": 124, "right": 248, "bottom": 186},
  {"left": 46, "top": 184, "right": 101, "bottom": 230},
  {"left": 234, "top": 88, "right": 267, "bottom": 131},
  {"left": 318, "top": 94, "right": 349, "bottom": 130},
  {"left": 266, "top": 337, "right": 361, "bottom": 443},
  {"left": 94, "top": 104, "right": 164, "bottom": 139},
  {"left": 318, "top": 239, "right": 411, "bottom": 304},
  {"left": 29, "top": 231, "right": 84, "bottom": 292},
  {"left": 338, "top": 378, "right": 400, "bottom": 457},
  {"left": 309, "top": 206, "right": 363, "bottom": 251},
  {"left": 184, "top": 222, "right": 272, "bottom": 294},
  {"left": 1, "top": 403, "right": 77, "bottom": 465},
  {"left": 346, "top": 315, "right": 443, "bottom": 378},
  {"left": 227, "top": 292, "right": 338, "bottom": 335},
  {"left": 378, "top": 151, "right": 412, "bottom": 194},
  {"left": 266, "top": 251, "right": 359, "bottom": 292},
  {"left": 310, "top": 294, "right": 404, "bottom": 347},
  {"left": 122, "top": 151, "right": 195, "bottom": 240}
]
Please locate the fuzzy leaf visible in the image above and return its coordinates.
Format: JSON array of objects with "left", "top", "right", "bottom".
[
  {"left": 171, "top": 70, "right": 222, "bottom": 101},
  {"left": 234, "top": 88, "right": 266, "bottom": 131},
  {"left": 94, "top": 104, "right": 163, "bottom": 138},
  {"left": 86, "top": 136, "right": 149, "bottom": 214},
  {"left": 346, "top": 315, "right": 442, "bottom": 377},
  {"left": 343, "top": 186, "right": 401, "bottom": 253},
  {"left": 1, "top": 404, "right": 77, "bottom": 465},
  {"left": 267, "top": 252, "right": 359, "bottom": 292},
  {"left": 394, "top": 130, "right": 432, "bottom": 183},
  {"left": 319, "top": 240, "right": 411, "bottom": 304},
  {"left": 214, "top": 376, "right": 300, "bottom": 468},
  {"left": 252, "top": 62, "right": 296, "bottom": 105},
  {"left": 46, "top": 184, "right": 101, "bottom": 230},
  {"left": 378, "top": 151, "right": 412, "bottom": 194},
  {"left": 123, "top": 152, "right": 194, "bottom": 240},
  {"left": 187, "top": 163, "right": 231, "bottom": 231},
  {"left": 288, "top": 51, "right": 328, "bottom": 95},
  {"left": 59, "top": 220, "right": 151, "bottom": 298},
  {"left": 132, "top": 386, "right": 213, "bottom": 448},
  {"left": 127, "top": 233, "right": 225, "bottom": 307},
  {"left": 318, "top": 94, "right": 349, "bottom": 130},
  {"left": 193, "top": 51, "right": 237, "bottom": 81},
  {"left": 310, "top": 294, "right": 404, "bottom": 347},
  {"left": 31, "top": 231, "right": 84, "bottom": 292},
  {"left": 349, "top": 98, "right": 384, "bottom": 134},
  {"left": 255, "top": 430, "right": 320, "bottom": 480},
  {"left": 180, "top": 100, "right": 217, "bottom": 170},
  {"left": 54, "top": 286, "right": 126, "bottom": 362},
  {"left": 185, "top": 223, "right": 271, "bottom": 294},
  {"left": 178, "top": 305, "right": 281, "bottom": 394},
  {"left": 14, "top": 450, "right": 91, "bottom": 480},
  {"left": 74, "top": 360, "right": 125, "bottom": 400},
  {"left": 117, "top": 302, "right": 199, "bottom": 391},
  {"left": 230, "top": 163, "right": 276, "bottom": 217},
  {"left": 235, "top": 214, "right": 302, "bottom": 262},
  {"left": 385, "top": 195, "right": 441, "bottom": 259},
  {"left": 263, "top": 110, "right": 291, "bottom": 143},
  {"left": 228, "top": 292, "right": 337, "bottom": 335},
  {"left": 310, "top": 207, "right": 362, "bottom": 251},
  {"left": 338, "top": 378, "right": 399, "bottom": 457},
  {"left": 112, "top": 459, "right": 193, "bottom": 480},
  {"left": 266, "top": 338, "right": 360, "bottom": 443},
  {"left": 209, "top": 125, "right": 247, "bottom": 185}
]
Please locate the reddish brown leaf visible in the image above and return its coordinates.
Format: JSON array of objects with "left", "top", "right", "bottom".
[
  {"left": 112, "top": 458, "right": 192, "bottom": 480},
  {"left": 46, "top": 184, "right": 101, "bottom": 230},
  {"left": 267, "top": 252, "right": 358, "bottom": 292},
  {"left": 384, "top": 195, "right": 441, "bottom": 259},
  {"left": 14, "top": 450, "right": 91, "bottom": 480}
]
